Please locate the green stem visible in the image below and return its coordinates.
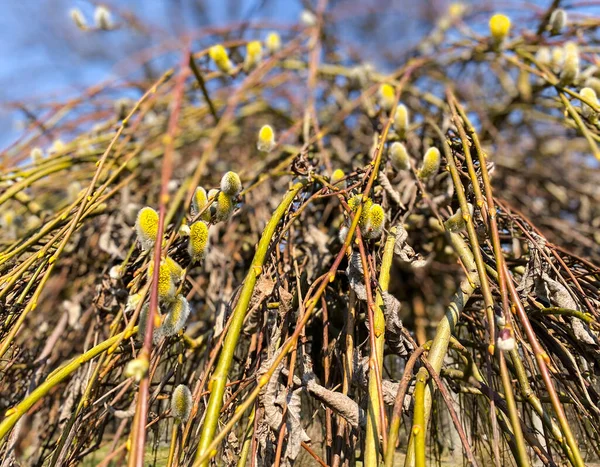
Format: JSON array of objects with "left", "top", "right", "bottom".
[
  {"left": 194, "top": 179, "right": 308, "bottom": 465},
  {"left": 0, "top": 326, "right": 138, "bottom": 440},
  {"left": 365, "top": 227, "right": 397, "bottom": 466}
]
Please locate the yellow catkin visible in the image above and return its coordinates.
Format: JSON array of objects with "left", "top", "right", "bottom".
[
  {"left": 489, "top": 14, "right": 511, "bottom": 42},
  {"left": 580, "top": 87, "right": 598, "bottom": 122},
  {"left": 257, "top": 125, "right": 276, "bottom": 152},
  {"left": 331, "top": 169, "right": 345, "bottom": 188},
  {"left": 266, "top": 32, "right": 281, "bottom": 53},
  {"left": 135, "top": 207, "right": 159, "bottom": 250},
  {"left": 188, "top": 221, "right": 209, "bottom": 262},
  {"left": 348, "top": 194, "right": 372, "bottom": 228},
  {"left": 245, "top": 41, "right": 263, "bottom": 69},
  {"left": 192, "top": 187, "right": 211, "bottom": 221},
  {"left": 561, "top": 41, "right": 580, "bottom": 85},
  {"left": 366, "top": 203, "right": 384, "bottom": 239},
  {"left": 164, "top": 256, "right": 184, "bottom": 283},
  {"left": 209, "top": 44, "right": 233, "bottom": 73},
  {"left": 418, "top": 147, "right": 441, "bottom": 180},
  {"left": 148, "top": 260, "right": 176, "bottom": 302},
  {"left": 378, "top": 83, "right": 395, "bottom": 111}
]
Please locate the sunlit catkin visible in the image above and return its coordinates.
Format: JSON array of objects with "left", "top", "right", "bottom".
[
  {"left": 209, "top": 44, "right": 233, "bottom": 73},
  {"left": 393, "top": 104, "right": 409, "bottom": 137},
  {"left": 419, "top": 147, "right": 441, "bottom": 180},
  {"left": 266, "top": 32, "right": 281, "bottom": 53},
  {"left": 348, "top": 194, "right": 373, "bottom": 230},
  {"left": 215, "top": 192, "right": 234, "bottom": 222},
  {"left": 580, "top": 87, "right": 598, "bottom": 123},
  {"left": 366, "top": 203, "right": 384, "bottom": 239},
  {"left": 165, "top": 256, "right": 184, "bottom": 283},
  {"left": 135, "top": 207, "right": 159, "bottom": 250},
  {"left": 378, "top": 84, "right": 395, "bottom": 111},
  {"left": 171, "top": 384, "right": 192, "bottom": 422},
  {"left": 192, "top": 187, "right": 211, "bottom": 221},
  {"left": 188, "top": 221, "right": 209, "bottom": 262},
  {"left": 158, "top": 295, "right": 190, "bottom": 337},
  {"left": 148, "top": 260, "right": 177, "bottom": 302},
  {"left": 560, "top": 41, "right": 579, "bottom": 85},
  {"left": 489, "top": 14, "right": 511, "bottom": 43},
  {"left": 418, "top": 147, "right": 441, "bottom": 180},
  {"left": 220, "top": 171, "right": 242, "bottom": 197},
  {"left": 257, "top": 125, "right": 276, "bottom": 152},
  {"left": 389, "top": 142, "right": 411, "bottom": 171},
  {"left": 245, "top": 41, "right": 263, "bottom": 69}
]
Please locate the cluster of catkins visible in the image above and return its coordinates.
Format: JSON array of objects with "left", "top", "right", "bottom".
[
  {"left": 208, "top": 31, "right": 281, "bottom": 74},
  {"left": 133, "top": 171, "right": 242, "bottom": 343}
]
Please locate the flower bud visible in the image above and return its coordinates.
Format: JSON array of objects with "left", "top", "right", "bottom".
[
  {"left": 560, "top": 41, "right": 579, "bottom": 85},
  {"left": 171, "top": 384, "right": 192, "bottom": 422},
  {"left": 188, "top": 221, "right": 209, "bottom": 262},
  {"left": 489, "top": 14, "right": 511, "bottom": 43},
  {"left": 257, "top": 125, "right": 276, "bottom": 152},
  {"left": 266, "top": 32, "right": 281, "bottom": 53},
  {"left": 135, "top": 207, "right": 159, "bottom": 250},
  {"left": 551, "top": 46, "right": 564, "bottom": 74},
  {"left": 389, "top": 142, "right": 410, "bottom": 171},
  {"left": 378, "top": 84, "right": 395, "bottom": 111},
  {"left": 535, "top": 47, "right": 551, "bottom": 67},
  {"left": 300, "top": 10, "right": 317, "bottom": 27},
  {"left": 418, "top": 147, "right": 441, "bottom": 180},
  {"left": 220, "top": 171, "right": 242, "bottom": 197},
  {"left": 109, "top": 265, "right": 124, "bottom": 280},
  {"left": 393, "top": 104, "right": 409, "bottom": 138},
  {"left": 209, "top": 44, "right": 233, "bottom": 73},
  {"left": 549, "top": 9, "right": 567, "bottom": 35}
]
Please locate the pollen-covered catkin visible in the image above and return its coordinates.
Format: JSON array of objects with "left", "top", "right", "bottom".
[
  {"left": 389, "top": 142, "right": 411, "bottom": 171},
  {"left": 560, "top": 41, "right": 579, "bottom": 85},
  {"left": 215, "top": 192, "right": 234, "bottom": 222},
  {"left": 209, "top": 44, "right": 233, "bottom": 73},
  {"left": 220, "top": 171, "right": 242, "bottom": 197},
  {"left": 489, "top": 13, "right": 511, "bottom": 43},
  {"left": 135, "top": 207, "right": 159, "bottom": 250},
  {"left": 366, "top": 203, "right": 384, "bottom": 239},
  {"left": 257, "top": 125, "right": 276, "bottom": 153},
  {"left": 393, "top": 104, "right": 409, "bottom": 137},
  {"left": 188, "top": 221, "right": 209, "bottom": 262},
  {"left": 148, "top": 260, "right": 177, "bottom": 302},
  {"left": 266, "top": 32, "right": 281, "bottom": 53},
  {"left": 331, "top": 169, "right": 345, "bottom": 187},
  {"left": 158, "top": 295, "right": 190, "bottom": 337},
  {"left": 418, "top": 147, "right": 441, "bottom": 180},
  {"left": 348, "top": 194, "right": 373, "bottom": 231},
  {"left": 137, "top": 304, "right": 162, "bottom": 344},
  {"left": 580, "top": 87, "right": 598, "bottom": 122},
  {"left": 378, "top": 84, "right": 395, "bottom": 111},
  {"left": 164, "top": 256, "right": 184, "bottom": 283},
  {"left": 171, "top": 384, "right": 192, "bottom": 422}
]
